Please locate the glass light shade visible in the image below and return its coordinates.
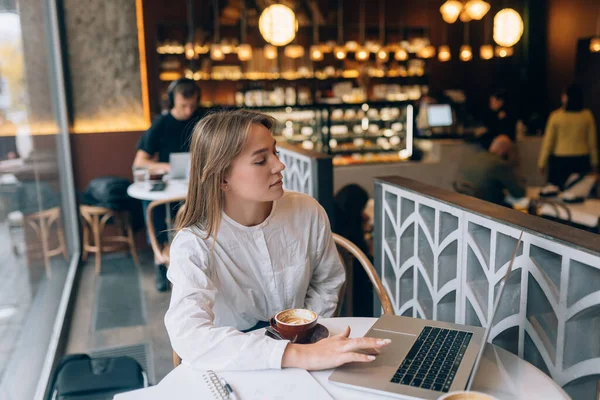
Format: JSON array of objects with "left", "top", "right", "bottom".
[
  {"left": 264, "top": 45, "right": 278, "bottom": 60},
  {"left": 495, "top": 46, "right": 514, "bottom": 57},
  {"left": 210, "top": 44, "right": 225, "bottom": 60},
  {"left": 459, "top": 9, "right": 472, "bottom": 22},
  {"left": 194, "top": 44, "right": 209, "bottom": 54},
  {"left": 365, "top": 41, "right": 381, "bottom": 53},
  {"left": 395, "top": 48, "right": 408, "bottom": 61},
  {"left": 438, "top": 45, "right": 451, "bottom": 62},
  {"left": 355, "top": 47, "right": 370, "bottom": 61},
  {"left": 310, "top": 45, "right": 324, "bottom": 61},
  {"left": 185, "top": 42, "right": 195, "bottom": 60},
  {"left": 345, "top": 41, "right": 359, "bottom": 51},
  {"left": 237, "top": 44, "right": 252, "bottom": 61},
  {"left": 460, "top": 45, "right": 473, "bottom": 61},
  {"left": 480, "top": 44, "right": 494, "bottom": 60},
  {"left": 284, "top": 44, "right": 305, "bottom": 59},
  {"left": 440, "top": 0, "right": 463, "bottom": 24},
  {"left": 334, "top": 46, "right": 347, "bottom": 59},
  {"left": 259, "top": 4, "right": 297, "bottom": 46},
  {"left": 494, "top": 8, "right": 524, "bottom": 47},
  {"left": 376, "top": 50, "right": 389, "bottom": 62},
  {"left": 464, "top": 0, "right": 490, "bottom": 20},
  {"left": 418, "top": 45, "right": 436, "bottom": 59},
  {"left": 590, "top": 37, "right": 600, "bottom": 53}
]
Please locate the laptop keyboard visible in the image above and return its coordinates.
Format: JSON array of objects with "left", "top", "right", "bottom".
[{"left": 390, "top": 326, "right": 473, "bottom": 393}]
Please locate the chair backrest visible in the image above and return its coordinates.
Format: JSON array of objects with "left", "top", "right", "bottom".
[
  {"left": 146, "top": 196, "right": 186, "bottom": 265},
  {"left": 332, "top": 233, "right": 394, "bottom": 316}
]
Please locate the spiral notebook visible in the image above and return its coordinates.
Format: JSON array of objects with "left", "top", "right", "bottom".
[{"left": 154, "top": 365, "right": 334, "bottom": 400}]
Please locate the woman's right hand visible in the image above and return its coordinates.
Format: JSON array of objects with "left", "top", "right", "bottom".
[{"left": 281, "top": 325, "right": 391, "bottom": 371}]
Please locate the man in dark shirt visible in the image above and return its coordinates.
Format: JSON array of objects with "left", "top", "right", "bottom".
[
  {"left": 133, "top": 78, "right": 205, "bottom": 291},
  {"left": 476, "top": 90, "right": 517, "bottom": 150}
]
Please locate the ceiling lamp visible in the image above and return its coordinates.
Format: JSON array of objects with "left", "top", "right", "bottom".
[
  {"left": 494, "top": 8, "right": 524, "bottom": 47},
  {"left": 221, "top": 41, "right": 235, "bottom": 54},
  {"left": 284, "top": 44, "right": 305, "bottom": 58},
  {"left": 377, "top": 49, "right": 389, "bottom": 62},
  {"left": 438, "top": 45, "right": 451, "bottom": 62},
  {"left": 480, "top": 44, "right": 494, "bottom": 60},
  {"left": 495, "top": 46, "right": 514, "bottom": 57},
  {"left": 460, "top": 45, "right": 473, "bottom": 61},
  {"left": 459, "top": 8, "right": 472, "bottom": 22},
  {"left": 395, "top": 47, "right": 408, "bottom": 61},
  {"left": 185, "top": 42, "right": 196, "bottom": 60},
  {"left": 440, "top": 0, "right": 463, "bottom": 24},
  {"left": 356, "top": 47, "right": 370, "bottom": 61},
  {"left": 264, "top": 44, "right": 278, "bottom": 60},
  {"left": 334, "top": 46, "right": 347, "bottom": 59},
  {"left": 464, "top": 0, "right": 490, "bottom": 20},
  {"left": 345, "top": 41, "right": 359, "bottom": 52},
  {"left": 237, "top": 44, "right": 252, "bottom": 61},
  {"left": 417, "top": 45, "right": 436, "bottom": 59},
  {"left": 259, "top": 4, "right": 297, "bottom": 46},
  {"left": 310, "top": 45, "right": 324, "bottom": 61},
  {"left": 591, "top": 38, "right": 600, "bottom": 53},
  {"left": 210, "top": 44, "right": 225, "bottom": 60}
]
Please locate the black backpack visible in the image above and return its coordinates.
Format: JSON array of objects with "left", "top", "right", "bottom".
[{"left": 44, "top": 354, "right": 146, "bottom": 400}]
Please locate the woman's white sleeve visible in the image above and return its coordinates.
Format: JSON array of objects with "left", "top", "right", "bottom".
[{"left": 164, "top": 234, "right": 289, "bottom": 371}]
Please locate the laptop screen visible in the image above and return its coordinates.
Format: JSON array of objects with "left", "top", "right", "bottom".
[{"left": 427, "top": 104, "right": 453, "bottom": 127}]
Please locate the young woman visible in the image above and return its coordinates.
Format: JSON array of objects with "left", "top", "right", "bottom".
[
  {"left": 538, "top": 84, "right": 598, "bottom": 188},
  {"left": 165, "top": 110, "right": 390, "bottom": 371}
]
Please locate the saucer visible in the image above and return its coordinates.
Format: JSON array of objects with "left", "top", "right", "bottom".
[{"left": 265, "top": 323, "right": 329, "bottom": 344}]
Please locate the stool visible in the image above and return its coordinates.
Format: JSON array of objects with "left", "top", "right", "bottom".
[
  {"left": 79, "top": 205, "right": 139, "bottom": 274},
  {"left": 24, "top": 207, "right": 68, "bottom": 278}
]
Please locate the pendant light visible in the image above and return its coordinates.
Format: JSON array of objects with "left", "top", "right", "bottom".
[
  {"left": 591, "top": 10, "right": 600, "bottom": 52},
  {"left": 480, "top": 12, "right": 494, "bottom": 60},
  {"left": 460, "top": 23, "right": 472, "bottom": 61},
  {"left": 355, "top": 0, "right": 369, "bottom": 61},
  {"left": 334, "top": 0, "right": 347, "bottom": 60},
  {"left": 185, "top": 0, "right": 196, "bottom": 60},
  {"left": 376, "top": 0, "right": 388, "bottom": 63},
  {"left": 210, "top": 0, "right": 224, "bottom": 60},
  {"left": 440, "top": 0, "right": 463, "bottom": 24},
  {"left": 493, "top": 8, "right": 523, "bottom": 47},
  {"left": 264, "top": 44, "right": 278, "bottom": 60},
  {"left": 438, "top": 24, "right": 451, "bottom": 62},
  {"left": 464, "top": 0, "right": 490, "bottom": 20},
  {"left": 394, "top": 25, "right": 408, "bottom": 61},
  {"left": 237, "top": 0, "right": 252, "bottom": 61},
  {"left": 495, "top": 46, "right": 513, "bottom": 57},
  {"left": 259, "top": 4, "right": 297, "bottom": 46},
  {"left": 310, "top": 4, "right": 323, "bottom": 61}
]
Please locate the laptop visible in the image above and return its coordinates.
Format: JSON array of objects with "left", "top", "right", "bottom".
[
  {"left": 329, "top": 232, "right": 523, "bottom": 399},
  {"left": 169, "top": 152, "right": 190, "bottom": 180}
]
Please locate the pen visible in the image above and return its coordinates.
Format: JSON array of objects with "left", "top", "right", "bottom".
[{"left": 220, "top": 377, "right": 238, "bottom": 400}]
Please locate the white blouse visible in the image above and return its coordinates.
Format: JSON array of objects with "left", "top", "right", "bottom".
[{"left": 164, "top": 191, "right": 346, "bottom": 371}]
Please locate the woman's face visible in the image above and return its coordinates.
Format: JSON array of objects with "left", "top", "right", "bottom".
[{"left": 224, "top": 123, "right": 285, "bottom": 203}]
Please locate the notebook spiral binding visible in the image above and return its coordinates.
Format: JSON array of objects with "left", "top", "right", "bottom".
[{"left": 203, "top": 370, "right": 230, "bottom": 399}]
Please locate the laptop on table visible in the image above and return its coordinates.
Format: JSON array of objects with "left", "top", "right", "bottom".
[
  {"left": 169, "top": 152, "right": 190, "bottom": 180},
  {"left": 329, "top": 232, "right": 523, "bottom": 399}
]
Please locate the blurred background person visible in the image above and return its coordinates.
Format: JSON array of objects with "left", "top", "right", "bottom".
[
  {"left": 538, "top": 84, "right": 598, "bottom": 189},
  {"left": 475, "top": 90, "right": 517, "bottom": 151}
]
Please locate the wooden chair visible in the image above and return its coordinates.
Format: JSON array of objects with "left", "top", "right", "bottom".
[
  {"left": 333, "top": 233, "right": 394, "bottom": 316},
  {"left": 79, "top": 205, "right": 139, "bottom": 274},
  {"left": 146, "top": 196, "right": 186, "bottom": 267},
  {"left": 171, "top": 232, "right": 394, "bottom": 369},
  {"left": 24, "top": 207, "right": 68, "bottom": 278}
]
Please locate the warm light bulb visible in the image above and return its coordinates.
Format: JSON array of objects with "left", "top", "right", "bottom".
[
  {"left": 418, "top": 45, "right": 436, "bottom": 59},
  {"left": 438, "top": 45, "right": 451, "bottom": 62},
  {"left": 345, "top": 41, "right": 359, "bottom": 51},
  {"left": 494, "top": 46, "right": 514, "bottom": 57},
  {"left": 310, "top": 45, "right": 324, "bottom": 61},
  {"left": 259, "top": 4, "right": 297, "bottom": 46},
  {"left": 480, "top": 45, "right": 494, "bottom": 60},
  {"left": 334, "top": 46, "right": 347, "bottom": 59},
  {"left": 494, "top": 8, "right": 524, "bottom": 47},
  {"left": 185, "top": 42, "right": 195, "bottom": 60},
  {"left": 464, "top": 0, "right": 490, "bottom": 20},
  {"left": 264, "top": 45, "right": 278, "bottom": 60},
  {"left": 460, "top": 45, "right": 473, "bottom": 61},
  {"left": 210, "top": 44, "right": 225, "bottom": 60},
  {"left": 356, "top": 47, "right": 370, "bottom": 61},
  {"left": 237, "top": 44, "right": 252, "bottom": 61},
  {"left": 395, "top": 48, "right": 408, "bottom": 61},
  {"left": 590, "top": 37, "right": 600, "bottom": 53},
  {"left": 440, "top": 0, "right": 463, "bottom": 24},
  {"left": 284, "top": 44, "right": 305, "bottom": 59},
  {"left": 377, "top": 50, "right": 389, "bottom": 62}
]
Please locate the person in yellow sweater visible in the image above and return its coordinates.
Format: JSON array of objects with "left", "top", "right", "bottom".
[{"left": 538, "top": 84, "right": 598, "bottom": 188}]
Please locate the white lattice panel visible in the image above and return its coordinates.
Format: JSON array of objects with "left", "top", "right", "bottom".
[
  {"left": 279, "top": 148, "right": 313, "bottom": 196},
  {"left": 378, "top": 182, "right": 600, "bottom": 393}
]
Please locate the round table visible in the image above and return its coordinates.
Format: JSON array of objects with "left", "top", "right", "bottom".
[
  {"left": 126, "top": 180, "right": 188, "bottom": 202},
  {"left": 115, "top": 317, "right": 569, "bottom": 400}
]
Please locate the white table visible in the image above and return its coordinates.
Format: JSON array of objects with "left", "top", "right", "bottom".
[
  {"left": 126, "top": 180, "right": 188, "bottom": 202},
  {"left": 506, "top": 187, "right": 600, "bottom": 229},
  {"left": 115, "top": 317, "right": 568, "bottom": 400}
]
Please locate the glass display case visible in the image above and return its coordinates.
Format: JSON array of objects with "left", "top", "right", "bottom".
[{"left": 253, "top": 101, "right": 414, "bottom": 166}]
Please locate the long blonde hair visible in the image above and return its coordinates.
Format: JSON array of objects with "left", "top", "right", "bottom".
[{"left": 176, "top": 109, "right": 276, "bottom": 240}]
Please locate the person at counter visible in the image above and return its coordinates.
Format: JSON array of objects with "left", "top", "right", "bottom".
[
  {"left": 459, "top": 135, "right": 525, "bottom": 206},
  {"left": 166, "top": 109, "right": 390, "bottom": 371},
  {"left": 537, "top": 84, "right": 598, "bottom": 188},
  {"left": 133, "top": 78, "right": 205, "bottom": 291},
  {"left": 475, "top": 90, "right": 516, "bottom": 150}
]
